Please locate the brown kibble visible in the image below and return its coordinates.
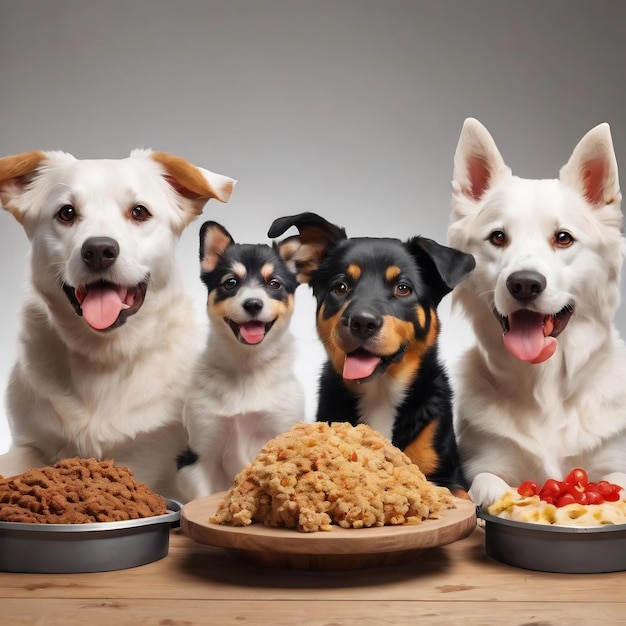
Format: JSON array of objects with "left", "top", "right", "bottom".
[{"left": 0, "top": 458, "right": 167, "bottom": 524}]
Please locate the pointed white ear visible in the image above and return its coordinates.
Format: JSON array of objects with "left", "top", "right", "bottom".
[
  {"left": 559, "top": 123, "right": 620, "bottom": 208},
  {"left": 452, "top": 118, "right": 511, "bottom": 202}
]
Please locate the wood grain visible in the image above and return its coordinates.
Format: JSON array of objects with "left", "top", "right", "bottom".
[
  {"left": 181, "top": 493, "right": 476, "bottom": 569},
  {"left": 1, "top": 529, "right": 624, "bottom": 625},
  {"left": 1, "top": 599, "right": 624, "bottom": 626}
]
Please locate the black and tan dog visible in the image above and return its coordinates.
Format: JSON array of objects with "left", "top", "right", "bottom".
[{"left": 269, "top": 212, "right": 475, "bottom": 493}]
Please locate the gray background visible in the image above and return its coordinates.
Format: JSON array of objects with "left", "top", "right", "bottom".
[{"left": 1, "top": 0, "right": 625, "bottom": 452}]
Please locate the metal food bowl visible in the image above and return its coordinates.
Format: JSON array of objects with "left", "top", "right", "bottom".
[
  {"left": 0, "top": 499, "right": 182, "bottom": 573},
  {"left": 477, "top": 507, "right": 626, "bottom": 573}
]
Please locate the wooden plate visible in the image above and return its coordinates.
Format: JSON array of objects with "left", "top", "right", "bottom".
[{"left": 181, "top": 493, "right": 477, "bottom": 570}]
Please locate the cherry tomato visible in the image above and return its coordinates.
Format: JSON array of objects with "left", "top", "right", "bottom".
[
  {"left": 540, "top": 478, "right": 567, "bottom": 499},
  {"left": 565, "top": 467, "right": 588, "bottom": 488},
  {"left": 517, "top": 480, "right": 540, "bottom": 497},
  {"left": 556, "top": 493, "right": 576, "bottom": 507},
  {"left": 585, "top": 490, "right": 604, "bottom": 505},
  {"left": 518, "top": 470, "right": 622, "bottom": 507},
  {"left": 597, "top": 481, "right": 622, "bottom": 502}
]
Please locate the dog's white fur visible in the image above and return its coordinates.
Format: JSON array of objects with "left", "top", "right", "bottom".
[
  {"left": 448, "top": 118, "right": 626, "bottom": 508},
  {"left": 0, "top": 149, "right": 235, "bottom": 500},
  {"left": 177, "top": 233, "right": 304, "bottom": 501}
]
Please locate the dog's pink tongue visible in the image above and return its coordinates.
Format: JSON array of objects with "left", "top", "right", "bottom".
[
  {"left": 343, "top": 353, "right": 381, "bottom": 380},
  {"left": 240, "top": 321, "right": 266, "bottom": 344},
  {"left": 81, "top": 286, "right": 124, "bottom": 330},
  {"left": 503, "top": 310, "right": 557, "bottom": 363}
]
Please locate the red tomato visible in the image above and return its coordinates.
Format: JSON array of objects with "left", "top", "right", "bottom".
[
  {"left": 585, "top": 490, "right": 604, "bottom": 505},
  {"left": 565, "top": 467, "right": 588, "bottom": 488},
  {"left": 597, "top": 481, "right": 622, "bottom": 502},
  {"left": 519, "top": 470, "right": 622, "bottom": 507},
  {"left": 540, "top": 478, "right": 566, "bottom": 499},
  {"left": 517, "top": 480, "right": 540, "bottom": 497},
  {"left": 556, "top": 493, "right": 577, "bottom": 507}
]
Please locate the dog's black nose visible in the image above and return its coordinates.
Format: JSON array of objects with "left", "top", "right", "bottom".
[
  {"left": 344, "top": 310, "right": 382, "bottom": 339},
  {"left": 243, "top": 298, "right": 263, "bottom": 315},
  {"left": 81, "top": 237, "right": 120, "bottom": 271},
  {"left": 506, "top": 270, "right": 546, "bottom": 301}
]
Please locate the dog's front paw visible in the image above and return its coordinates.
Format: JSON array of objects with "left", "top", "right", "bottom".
[{"left": 468, "top": 473, "right": 512, "bottom": 510}]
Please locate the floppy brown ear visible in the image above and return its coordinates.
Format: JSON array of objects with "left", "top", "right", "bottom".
[
  {"left": 268, "top": 212, "right": 347, "bottom": 283},
  {"left": 0, "top": 150, "right": 48, "bottom": 223},
  {"left": 150, "top": 151, "right": 236, "bottom": 219},
  {"left": 199, "top": 221, "right": 235, "bottom": 274},
  {"left": 407, "top": 236, "right": 475, "bottom": 305}
]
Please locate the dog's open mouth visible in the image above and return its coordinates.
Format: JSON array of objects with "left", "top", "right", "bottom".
[
  {"left": 227, "top": 319, "right": 276, "bottom": 345},
  {"left": 63, "top": 279, "right": 148, "bottom": 331},
  {"left": 495, "top": 304, "right": 574, "bottom": 364},
  {"left": 343, "top": 344, "right": 408, "bottom": 383}
]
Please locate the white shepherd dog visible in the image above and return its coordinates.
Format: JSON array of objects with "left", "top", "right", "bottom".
[{"left": 448, "top": 118, "right": 626, "bottom": 508}]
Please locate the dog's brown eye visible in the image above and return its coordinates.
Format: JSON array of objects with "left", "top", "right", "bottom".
[
  {"left": 223, "top": 278, "right": 238, "bottom": 290},
  {"left": 56, "top": 204, "right": 76, "bottom": 224},
  {"left": 333, "top": 282, "right": 348, "bottom": 296},
  {"left": 268, "top": 278, "right": 281, "bottom": 290},
  {"left": 394, "top": 283, "right": 412, "bottom": 297},
  {"left": 554, "top": 231, "right": 574, "bottom": 247},
  {"left": 130, "top": 204, "right": 151, "bottom": 222},
  {"left": 488, "top": 230, "right": 507, "bottom": 246}
]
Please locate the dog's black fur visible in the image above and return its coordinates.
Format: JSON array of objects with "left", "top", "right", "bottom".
[{"left": 269, "top": 212, "right": 475, "bottom": 493}]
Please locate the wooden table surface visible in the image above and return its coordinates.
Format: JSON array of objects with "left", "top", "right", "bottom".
[{"left": 1, "top": 525, "right": 624, "bottom": 626}]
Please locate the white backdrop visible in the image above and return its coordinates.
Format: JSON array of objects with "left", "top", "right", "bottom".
[{"left": 1, "top": 0, "right": 625, "bottom": 453}]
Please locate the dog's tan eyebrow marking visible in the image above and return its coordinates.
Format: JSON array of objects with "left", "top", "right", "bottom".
[
  {"left": 347, "top": 264, "right": 361, "bottom": 281},
  {"left": 231, "top": 261, "right": 247, "bottom": 279},
  {"left": 261, "top": 262, "right": 275, "bottom": 282},
  {"left": 386, "top": 266, "right": 401, "bottom": 282}
]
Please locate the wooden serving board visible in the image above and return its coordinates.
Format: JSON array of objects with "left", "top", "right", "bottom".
[{"left": 181, "top": 492, "right": 477, "bottom": 570}]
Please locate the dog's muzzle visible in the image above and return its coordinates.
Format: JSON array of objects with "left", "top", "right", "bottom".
[
  {"left": 493, "top": 270, "right": 575, "bottom": 363},
  {"left": 62, "top": 236, "right": 149, "bottom": 331}
]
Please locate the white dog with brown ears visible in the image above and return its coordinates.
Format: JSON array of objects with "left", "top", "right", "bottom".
[
  {"left": 0, "top": 149, "right": 235, "bottom": 500},
  {"left": 448, "top": 118, "right": 626, "bottom": 508}
]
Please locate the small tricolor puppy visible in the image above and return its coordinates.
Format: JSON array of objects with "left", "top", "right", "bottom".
[{"left": 176, "top": 221, "right": 305, "bottom": 500}]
